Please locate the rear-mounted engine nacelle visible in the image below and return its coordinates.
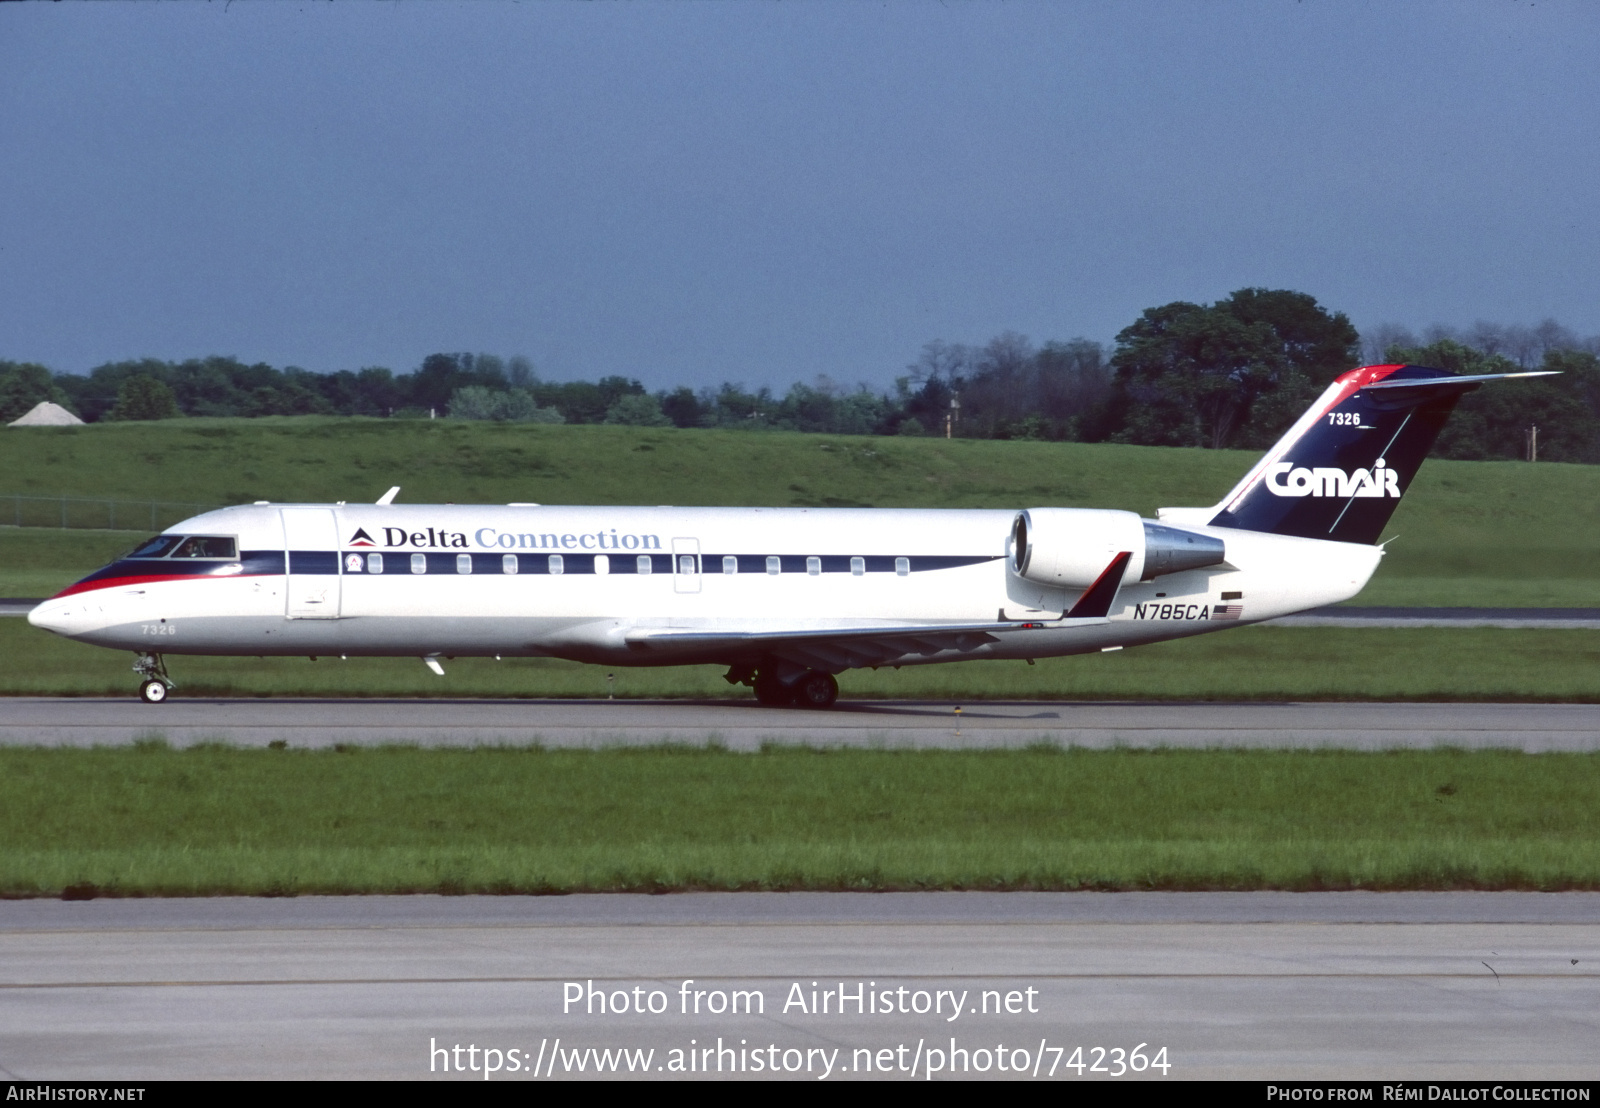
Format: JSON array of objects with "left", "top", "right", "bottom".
[
  {"left": 1010, "top": 508, "right": 1146, "bottom": 588},
  {"left": 1010, "top": 509, "right": 1225, "bottom": 588}
]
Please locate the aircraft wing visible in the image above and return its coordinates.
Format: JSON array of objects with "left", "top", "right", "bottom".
[
  {"left": 624, "top": 616, "right": 1108, "bottom": 671},
  {"left": 622, "top": 550, "right": 1131, "bottom": 670}
]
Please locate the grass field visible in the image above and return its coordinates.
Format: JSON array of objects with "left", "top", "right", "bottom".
[{"left": 3, "top": 745, "right": 1594, "bottom": 897}]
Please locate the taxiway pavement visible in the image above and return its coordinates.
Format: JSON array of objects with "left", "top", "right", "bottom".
[
  {"left": 2, "top": 893, "right": 1596, "bottom": 1081},
  {"left": 1, "top": 697, "right": 1598, "bottom": 750}
]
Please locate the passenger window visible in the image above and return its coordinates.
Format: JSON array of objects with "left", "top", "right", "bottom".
[
  {"left": 171, "top": 536, "right": 238, "bottom": 559},
  {"left": 367, "top": 553, "right": 384, "bottom": 575},
  {"left": 806, "top": 556, "right": 821, "bottom": 576},
  {"left": 851, "top": 557, "right": 865, "bottom": 576},
  {"left": 456, "top": 553, "right": 472, "bottom": 575},
  {"left": 502, "top": 554, "right": 518, "bottom": 575},
  {"left": 637, "top": 554, "right": 652, "bottom": 575},
  {"left": 410, "top": 553, "right": 426, "bottom": 574},
  {"left": 895, "top": 557, "right": 910, "bottom": 576},
  {"left": 722, "top": 556, "right": 737, "bottom": 575},
  {"left": 678, "top": 555, "right": 696, "bottom": 575},
  {"left": 548, "top": 554, "right": 564, "bottom": 575},
  {"left": 127, "top": 535, "right": 182, "bottom": 559},
  {"left": 766, "top": 556, "right": 781, "bottom": 575}
]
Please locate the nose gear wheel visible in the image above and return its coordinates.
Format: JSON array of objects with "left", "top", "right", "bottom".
[{"left": 133, "top": 653, "right": 174, "bottom": 703}]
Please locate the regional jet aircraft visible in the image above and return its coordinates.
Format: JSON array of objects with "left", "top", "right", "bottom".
[{"left": 28, "top": 364, "right": 1549, "bottom": 707}]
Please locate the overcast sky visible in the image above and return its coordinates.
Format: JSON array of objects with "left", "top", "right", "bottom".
[{"left": 3, "top": 3, "right": 1596, "bottom": 389}]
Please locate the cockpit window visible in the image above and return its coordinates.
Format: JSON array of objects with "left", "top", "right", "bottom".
[
  {"left": 126, "top": 535, "right": 184, "bottom": 559},
  {"left": 169, "top": 536, "right": 239, "bottom": 560}
]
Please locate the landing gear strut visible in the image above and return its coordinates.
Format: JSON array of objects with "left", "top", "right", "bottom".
[
  {"left": 752, "top": 669, "right": 793, "bottom": 707},
  {"left": 133, "top": 653, "right": 174, "bottom": 704}
]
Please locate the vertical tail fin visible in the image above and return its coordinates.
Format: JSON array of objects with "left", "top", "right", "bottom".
[{"left": 1205, "top": 364, "right": 1554, "bottom": 544}]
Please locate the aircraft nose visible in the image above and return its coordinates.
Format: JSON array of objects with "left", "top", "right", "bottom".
[{"left": 28, "top": 600, "right": 78, "bottom": 635}]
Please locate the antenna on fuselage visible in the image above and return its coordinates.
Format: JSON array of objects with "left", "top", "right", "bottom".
[{"left": 376, "top": 487, "right": 401, "bottom": 506}]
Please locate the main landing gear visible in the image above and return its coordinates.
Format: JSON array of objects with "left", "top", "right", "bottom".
[
  {"left": 726, "top": 664, "right": 840, "bottom": 709},
  {"left": 133, "top": 653, "right": 174, "bottom": 704}
]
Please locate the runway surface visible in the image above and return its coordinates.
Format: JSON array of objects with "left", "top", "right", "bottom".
[
  {"left": 2, "top": 696, "right": 1599, "bottom": 750},
  {"left": 2, "top": 892, "right": 1596, "bottom": 1081}
]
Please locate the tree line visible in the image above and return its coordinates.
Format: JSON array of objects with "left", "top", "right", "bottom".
[{"left": 4, "top": 289, "right": 1599, "bottom": 463}]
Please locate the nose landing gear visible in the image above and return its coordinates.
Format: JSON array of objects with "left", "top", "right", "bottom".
[{"left": 133, "top": 653, "right": 174, "bottom": 704}]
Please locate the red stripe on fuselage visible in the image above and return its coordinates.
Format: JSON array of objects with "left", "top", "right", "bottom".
[{"left": 52, "top": 573, "right": 272, "bottom": 599}]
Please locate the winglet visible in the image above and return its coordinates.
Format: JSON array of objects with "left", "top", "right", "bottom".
[
  {"left": 376, "top": 487, "right": 401, "bottom": 506},
  {"left": 1066, "top": 552, "right": 1132, "bottom": 619}
]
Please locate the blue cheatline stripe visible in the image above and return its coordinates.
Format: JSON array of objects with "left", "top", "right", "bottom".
[
  {"left": 287, "top": 550, "right": 339, "bottom": 574},
  {"left": 76, "top": 550, "right": 1002, "bottom": 583},
  {"left": 338, "top": 552, "right": 1002, "bottom": 576}
]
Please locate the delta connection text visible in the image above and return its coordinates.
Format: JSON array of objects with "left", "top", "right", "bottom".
[{"left": 367, "top": 526, "right": 663, "bottom": 552}]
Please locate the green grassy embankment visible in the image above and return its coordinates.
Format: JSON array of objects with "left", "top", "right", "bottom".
[{"left": 3, "top": 745, "right": 1595, "bottom": 896}]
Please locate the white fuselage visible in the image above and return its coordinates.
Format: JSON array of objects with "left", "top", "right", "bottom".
[{"left": 29, "top": 502, "right": 1381, "bottom": 671}]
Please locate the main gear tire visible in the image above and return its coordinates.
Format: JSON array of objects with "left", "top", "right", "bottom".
[
  {"left": 794, "top": 671, "right": 839, "bottom": 709},
  {"left": 139, "top": 679, "right": 169, "bottom": 704}
]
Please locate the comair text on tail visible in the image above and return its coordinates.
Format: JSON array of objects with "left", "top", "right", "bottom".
[
  {"left": 1169, "top": 364, "right": 1556, "bottom": 544},
  {"left": 27, "top": 362, "right": 1552, "bottom": 707}
]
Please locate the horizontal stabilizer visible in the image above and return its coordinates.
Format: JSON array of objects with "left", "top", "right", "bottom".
[{"left": 1359, "top": 370, "right": 1558, "bottom": 391}]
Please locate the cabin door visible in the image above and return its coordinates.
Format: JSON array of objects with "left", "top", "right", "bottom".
[
  {"left": 672, "top": 537, "right": 701, "bottom": 594},
  {"left": 281, "top": 508, "right": 342, "bottom": 619}
]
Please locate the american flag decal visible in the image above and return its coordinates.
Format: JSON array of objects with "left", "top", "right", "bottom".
[{"left": 1212, "top": 604, "right": 1243, "bottom": 620}]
